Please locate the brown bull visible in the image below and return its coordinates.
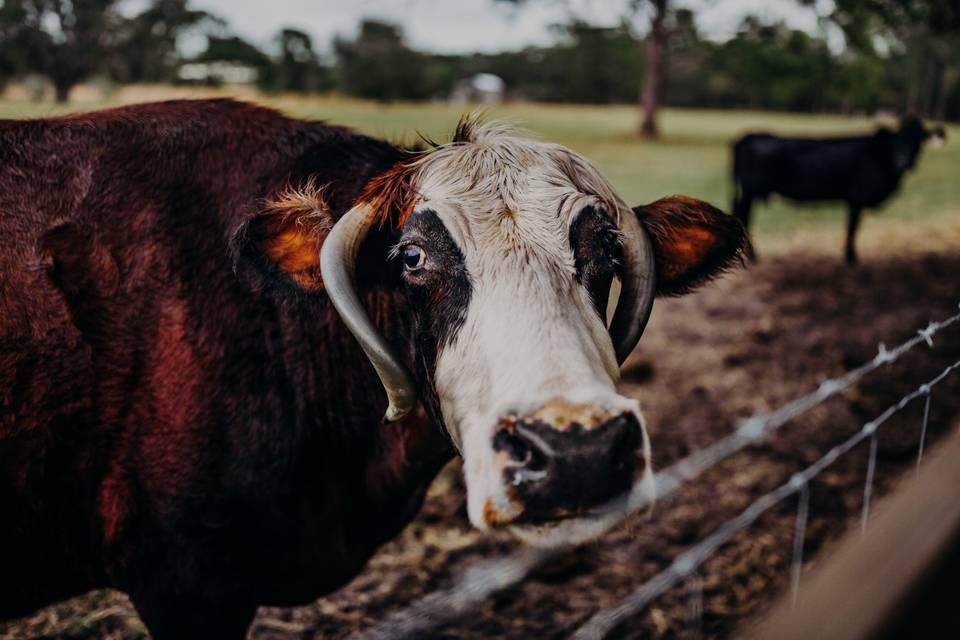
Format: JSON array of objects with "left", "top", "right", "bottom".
[{"left": 0, "top": 100, "right": 749, "bottom": 638}]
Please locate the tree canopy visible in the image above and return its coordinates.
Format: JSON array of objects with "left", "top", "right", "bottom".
[
  {"left": 0, "top": 0, "right": 958, "bottom": 119},
  {"left": 0, "top": 0, "right": 215, "bottom": 101}
]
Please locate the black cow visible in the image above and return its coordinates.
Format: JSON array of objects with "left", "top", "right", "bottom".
[{"left": 732, "top": 116, "right": 945, "bottom": 263}]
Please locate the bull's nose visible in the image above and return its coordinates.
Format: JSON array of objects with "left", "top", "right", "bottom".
[{"left": 493, "top": 408, "right": 642, "bottom": 521}]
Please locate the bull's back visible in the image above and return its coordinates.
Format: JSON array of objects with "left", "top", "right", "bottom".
[{"left": 0, "top": 100, "right": 315, "bottom": 434}]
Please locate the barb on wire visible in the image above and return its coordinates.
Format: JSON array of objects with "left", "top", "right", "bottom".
[
  {"left": 346, "top": 305, "right": 960, "bottom": 640},
  {"left": 572, "top": 357, "right": 960, "bottom": 640}
]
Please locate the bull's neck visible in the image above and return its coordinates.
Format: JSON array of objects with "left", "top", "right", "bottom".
[
  {"left": 298, "top": 287, "right": 454, "bottom": 544},
  {"left": 284, "top": 136, "right": 455, "bottom": 540},
  {"left": 359, "top": 287, "right": 455, "bottom": 484}
]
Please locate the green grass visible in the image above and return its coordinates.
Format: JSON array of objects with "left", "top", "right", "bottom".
[{"left": 2, "top": 91, "right": 958, "bottom": 243}]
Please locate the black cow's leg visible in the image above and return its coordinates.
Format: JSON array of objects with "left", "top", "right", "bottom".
[
  {"left": 131, "top": 593, "right": 256, "bottom": 640},
  {"left": 845, "top": 205, "right": 862, "bottom": 265},
  {"left": 733, "top": 191, "right": 757, "bottom": 261}
]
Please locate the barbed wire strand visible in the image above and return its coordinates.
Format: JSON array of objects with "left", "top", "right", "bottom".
[
  {"left": 348, "top": 305, "right": 960, "bottom": 640},
  {"left": 594, "top": 304, "right": 960, "bottom": 522},
  {"left": 571, "top": 357, "right": 960, "bottom": 640}
]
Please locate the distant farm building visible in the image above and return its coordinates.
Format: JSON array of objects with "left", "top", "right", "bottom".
[
  {"left": 178, "top": 62, "right": 258, "bottom": 85},
  {"left": 450, "top": 73, "right": 506, "bottom": 104}
]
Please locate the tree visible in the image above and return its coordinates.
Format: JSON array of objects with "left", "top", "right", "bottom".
[
  {"left": 0, "top": 0, "right": 127, "bottom": 102},
  {"left": 0, "top": 0, "right": 212, "bottom": 102},
  {"left": 190, "top": 34, "right": 272, "bottom": 88},
  {"left": 556, "top": 21, "right": 643, "bottom": 104},
  {"left": 0, "top": 2, "right": 24, "bottom": 89},
  {"left": 636, "top": 0, "right": 668, "bottom": 137},
  {"left": 334, "top": 20, "right": 427, "bottom": 101},
  {"left": 116, "top": 0, "right": 212, "bottom": 83},
  {"left": 199, "top": 35, "right": 270, "bottom": 68},
  {"left": 495, "top": 0, "right": 672, "bottom": 138},
  {"left": 706, "top": 18, "right": 833, "bottom": 111},
  {"left": 274, "top": 28, "right": 328, "bottom": 93},
  {"left": 817, "top": 0, "right": 960, "bottom": 116}
]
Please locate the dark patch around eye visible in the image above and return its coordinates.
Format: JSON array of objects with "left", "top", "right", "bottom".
[
  {"left": 398, "top": 209, "right": 473, "bottom": 432},
  {"left": 399, "top": 209, "right": 472, "bottom": 343},
  {"left": 570, "top": 205, "right": 620, "bottom": 319}
]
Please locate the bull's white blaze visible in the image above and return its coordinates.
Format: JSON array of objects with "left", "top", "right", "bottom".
[{"left": 409, "top": 123, "right": 655, "bottom": 546}]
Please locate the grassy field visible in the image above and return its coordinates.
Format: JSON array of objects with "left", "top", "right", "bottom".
[{"left": 2, "top": 87, "right": 957, "bottom": 252}]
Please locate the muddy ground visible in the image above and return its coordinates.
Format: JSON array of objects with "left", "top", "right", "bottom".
[{"left": 3, "top": 236, "right": 959, "bottom": 640}]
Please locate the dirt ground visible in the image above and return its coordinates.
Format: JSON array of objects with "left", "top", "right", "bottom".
[{"left": 3, "top": 225, "right": 960, "bottom": 639}]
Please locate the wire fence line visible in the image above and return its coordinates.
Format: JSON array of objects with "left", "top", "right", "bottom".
[
  {"left": 348, "top": 303, "right": 960, "bottom": 640},
  {"left": 572, "top": 356, "right": 960, "bottom": 639}
]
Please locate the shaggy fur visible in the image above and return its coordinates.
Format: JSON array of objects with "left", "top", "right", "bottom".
[{"left": 248, "top": 179, "right": 334, "bottom": 292}]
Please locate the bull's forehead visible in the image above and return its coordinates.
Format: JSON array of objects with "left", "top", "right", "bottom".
[{"left": 410, "top": 130, "right": 621, "bottom": 269}]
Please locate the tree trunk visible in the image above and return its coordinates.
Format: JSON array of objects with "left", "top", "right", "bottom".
[
  {"left": 54, "top": 78, "right": 73, "bottom": 104},
  {"left": 935, "top": 66, "right": 957, "bottom": 121},
  {"left": 639, "top": 0, "right": 668, "bottom": 139},
  {"left": 916, "top": 54, "right": 935, "bottom": 117}
]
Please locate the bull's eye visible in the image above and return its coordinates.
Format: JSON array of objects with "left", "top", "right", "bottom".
[{"left": 402, "top": 244, "right": 427, "bottom": 270}]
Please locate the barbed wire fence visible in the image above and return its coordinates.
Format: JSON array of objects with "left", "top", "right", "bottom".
[
  {"left": 350, "top": 303, "right": 960, "bottom": 640},
  {"left": 573, "top": 355, "right": 960, "bottom": 639}
]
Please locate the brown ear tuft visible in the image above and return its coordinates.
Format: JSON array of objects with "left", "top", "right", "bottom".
[
  {"left": 248, "top": 180, "right": 333, "bottom": 291},
  {"left": 634, "top": 196, "right": 752, "bottom": 296},
  {"left": 359, "top": 159, "right": 419, "bottom": 230}
]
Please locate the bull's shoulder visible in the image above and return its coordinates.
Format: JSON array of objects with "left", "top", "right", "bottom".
[{"left": 0, "top": 99, "right": 396, "bottom": 226}]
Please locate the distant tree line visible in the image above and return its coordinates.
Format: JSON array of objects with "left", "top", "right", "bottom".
[
  {"left": 0, "top": 0, "right": 957, "bottom": 121},
  {"left": 325, "top": 10, "right": 958, "bottom": 120}
]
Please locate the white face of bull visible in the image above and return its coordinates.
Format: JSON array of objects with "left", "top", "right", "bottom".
[
  {"left": 266, "top": 118, "right": 749, "bottom": 548},
  {"left": 395, "top": 126, "right": 655, "bottom": 545}
]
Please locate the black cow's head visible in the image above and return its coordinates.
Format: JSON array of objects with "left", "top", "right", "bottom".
[
  {"left": 894, "top": 115, "right": 946, "bottom": 171},
  {"left": 249, "top": 120, "right": 749, "bottom": 546}
]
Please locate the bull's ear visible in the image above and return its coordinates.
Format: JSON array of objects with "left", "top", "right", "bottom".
[
  {"left": 633, "top": 196, "right": 751, "bottom": 296},
  {"left": 231, "top": 182, "right": 334, "bottom": 294}
]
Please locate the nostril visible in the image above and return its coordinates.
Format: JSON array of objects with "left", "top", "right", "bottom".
[
  {"left": 602, "top": 413, "right": 641, "bottom": 469},
  {"left": 494, "top": 429, "right": 530, "bottom": 464},
  {"left": 525, "top": 444, "right": 548, "bottom": 472},
  {"left": 613, "top": 414, "right": 641, "bottom": 451},
  {"left": 493, "top": 428, "right": 548, "bottom": 472}
]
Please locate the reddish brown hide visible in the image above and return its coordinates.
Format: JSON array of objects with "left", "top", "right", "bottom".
[{"left": 0, "top": 100, "right": 453, "bottom": 639}]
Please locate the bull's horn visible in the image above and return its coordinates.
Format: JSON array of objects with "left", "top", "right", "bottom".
[
  {"left": 609, "top": 206, "right": 656, "bottom": 364},
  {"left": 320, "top": 204, "right": 417, "bottom": 422}
]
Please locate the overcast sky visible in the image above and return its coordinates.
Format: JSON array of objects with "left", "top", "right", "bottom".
[{"left": 191, "top": 0, "right": 837, "bottom": 55}]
